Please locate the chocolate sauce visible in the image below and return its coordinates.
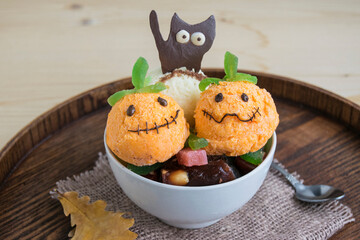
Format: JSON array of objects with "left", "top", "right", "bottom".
[
  {"left": 159, "top": 69, "right": 206, "bottom": 83},
  {"left": 202, "top": 107, "right": 260, "bottom": 124},
  {"left": 128, "top": 109, "right": 180, "bottom": 134}
]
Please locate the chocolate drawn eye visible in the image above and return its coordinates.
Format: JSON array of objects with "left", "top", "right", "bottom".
[
  {"left": 176, "top": 30, "right": 190, "bottom": 43},
  {"left": 191, "top": 32, "right": 206, "bottom": 46},
  {"left": 127, "top": 105, "right": 135, "bottom": 116},
  {"left": 215, "top": 93, "right": 223, "bottom": 102},
  {"left": 157, "top": 97, "right": 168, "bottom": 106},
  {"left": 241, "top": 93, "right": 249, "bottom": 102}
]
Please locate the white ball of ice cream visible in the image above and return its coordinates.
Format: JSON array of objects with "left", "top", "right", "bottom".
[{"left": 149, "top": 67, "right": 206, "bottom": 127}]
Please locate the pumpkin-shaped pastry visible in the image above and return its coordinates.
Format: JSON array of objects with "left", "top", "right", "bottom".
[
  {"left": 194, "top": 52, "right": 279, "bottom": 156},
  {"left": 106, "top": 57, "right": 189, "bottom": 166}
]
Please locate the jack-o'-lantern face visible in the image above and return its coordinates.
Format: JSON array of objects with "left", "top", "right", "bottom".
[
  {"left": 194, "top": 81, "right": 279, "bottom": 156},
  {"left": 122, "top": 94, "right": 180, "bottom": 134},
  {"left": 106, "top": 93, "right": 189, "bottom": 166}
]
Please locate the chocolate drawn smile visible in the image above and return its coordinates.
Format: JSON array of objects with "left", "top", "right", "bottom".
[
  {"left": 202, "top": 107, "right": 261, "bottom": 123},
  {"left": 128, "top": 110, "right": 180, "bottom": 135}
]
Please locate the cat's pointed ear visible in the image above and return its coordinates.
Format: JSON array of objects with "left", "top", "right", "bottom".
[
  {"left": 171, "top": 13, "right": 189, "bottom": 29},
  {"left": 204, "top": 15, "right": 216, "bottom": 28},
  {"left": 202, "top": 15, "right": 216, "bottom": 42},
  {"left": 150, "top": 10, "right": 165, "bottom": 44}
]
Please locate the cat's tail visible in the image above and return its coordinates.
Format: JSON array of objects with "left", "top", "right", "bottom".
[{"left": 150, "top": 10, "right": 165, "bottom": 46}]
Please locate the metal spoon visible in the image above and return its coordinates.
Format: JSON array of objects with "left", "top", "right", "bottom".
[{"left": 271, "top": 160, "right": 345, "bottom": 203}]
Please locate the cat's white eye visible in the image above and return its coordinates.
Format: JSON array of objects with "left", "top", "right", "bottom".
[
  {"left": 176, "top": 30, "right": 190, "bottom": 44},
  {"left": 191, "top": 32, "right": 206, "bottom": 46}
]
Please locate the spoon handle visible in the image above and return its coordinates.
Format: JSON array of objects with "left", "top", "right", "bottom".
[{"left": 271, "top": 160, "right": 301, "bottom": 188}]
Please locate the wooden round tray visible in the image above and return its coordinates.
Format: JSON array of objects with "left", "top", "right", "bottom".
[{"left": 0, "top": 70, "right": 359, "bottom": 239}]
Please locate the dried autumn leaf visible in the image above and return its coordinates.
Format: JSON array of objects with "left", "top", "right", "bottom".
[{"left": 55, "top": 191, "right": 137, "bottom": 240}]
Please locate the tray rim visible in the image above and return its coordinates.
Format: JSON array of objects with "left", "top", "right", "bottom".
[{"left": 1, "top": 69, "right": 359, "bottom": 185}]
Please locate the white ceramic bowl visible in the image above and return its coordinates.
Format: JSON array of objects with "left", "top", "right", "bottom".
[{"left": 105, "top": 132, "right": 276, "bottom": 229}]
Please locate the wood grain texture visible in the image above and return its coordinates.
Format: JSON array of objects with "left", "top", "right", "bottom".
[
  {"left": 0, "top": 71, "right": 359, "bottom": 239},
  {"left": 1, "top": 0, "right": 360, "bottom": 152}
]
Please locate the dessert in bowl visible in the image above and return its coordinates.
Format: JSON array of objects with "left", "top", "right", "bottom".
[
  {"left": 104, "top": 11, "right": 279, "bottom": 229},
  {"left": 105, "top": 131, "right": 276, "bottom": 229},
  {"left": 104, "top": 57, "right": 278, "bottom": 228}
]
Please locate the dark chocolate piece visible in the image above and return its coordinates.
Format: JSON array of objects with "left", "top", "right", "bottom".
[
  {"left": 149, "top": 10, "right": 216, "bottom": 73},
  {"left": 161, "top": 158, "right": 236, "bottom": 186},
  {"left": 235, "top": 157, "right": 258, "bottom": 175},
  {"left": 144, "top": 171, "right": 160, "bottom": 182},
  {"left": 222, "top": 155, "right": 241, "bottom": 178}
]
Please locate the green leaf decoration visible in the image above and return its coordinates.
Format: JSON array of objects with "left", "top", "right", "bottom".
[
  {"left": 110, "top": 146, "right": 164, "bottom": 175},
  {"left": 264, "top": 136, "right": 273, "bottom": 153},
  {"left": 232, "top": 72, "right": 258, "bottom": 84},
  {"left": 132, "top": 57, "right": 149, "bottom": 89},
  {"left": 109, "top": 149, "right": 163, "bottom": 175},
  {"left": 127, "top": 162, "right": 163, "bottom": 175},
  {"left": 136, "top": 82, "right": 167, "bottom": 94},
  {"left": 107, "top": 57, "right": 168, "bottom": 106},
  {"left": 223, "top": 51, "right": 257, "bottom": 83},
  {"left": 144, "top": 76, "right": 152, "bottom": 88},
  {"left": 107, "top": 83, "right": 166, "bottom": 106},
  {"left": 240, "top": 148, "right": 265, "bottom": 165},
  {"left": 186, "top": 132, "right": 208, "bottom": 150},
  {"left": 199, "top": 78, "right": 221, "bottom": 91},
  {"left": 224, "top": 51, "right": 238, "bottom": 78},
  {"left": 199, "top": 51, "right": 258, "bottom": 92},
  {"left": 107, "top": 89, "right": 137, "bottom": 106}
]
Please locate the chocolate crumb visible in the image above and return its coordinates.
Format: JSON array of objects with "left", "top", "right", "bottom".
[{"left": 159, "top": 69, "right": 207, "bottom": 83}]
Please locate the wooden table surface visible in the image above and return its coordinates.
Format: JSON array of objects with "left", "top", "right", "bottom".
[{"left": 0, "top": 1, "right": 359, "bottom": 152}]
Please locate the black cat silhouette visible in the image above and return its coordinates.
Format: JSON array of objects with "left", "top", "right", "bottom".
[{"left": 150, "top": 10, "right": 216, "bottom": 73}]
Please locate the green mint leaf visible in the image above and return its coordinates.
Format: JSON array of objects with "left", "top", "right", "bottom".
[
  {"left": 132, "top": 57, "right": 149, "bottom": 89},
  {"left": 240, "top": 148, "right": 265, "bottom": 165},
  {"left": 107, "top": 57, "right": 166, "bottom": 106},
  {"left": 109, "top": 146, "right": 162, "bottom": 176},
  {"left": 143, "top": 75, "right": 152, "bottom": 87},
  {"left": 199, "top": 78, "right": 221, "bottom": 91},
  {"left": 187, "top": 132, "right": 208, "bottom": 150},
  {"left": 231, "top": 72, "right": 258, "bottom": 84},
  {"left": 107, "top": 83, "right": 166, "bottom": 106},
  {"left": 264, "top": 136, "right": 273, "bottom": 153},
  {"left": 137, "top": 82, "right": 167, "bottom": 93},
  {"left": 127, "top": 162, "right": 163, "bottom": 175},
  {"left": 224, "top": 51, "right": 238, "bottom": 79},
  {"left": 107, "top": 89, "right": 137, "bottom": 106}
]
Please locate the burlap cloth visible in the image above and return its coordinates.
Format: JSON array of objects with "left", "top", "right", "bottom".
[{"left": 54, "top": 153, "right": 354, "bottom": 240}]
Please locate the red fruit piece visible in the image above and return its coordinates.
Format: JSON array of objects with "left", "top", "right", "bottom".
[{"left": 177, "top": 148, "right": 208, "bottom": 167}]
